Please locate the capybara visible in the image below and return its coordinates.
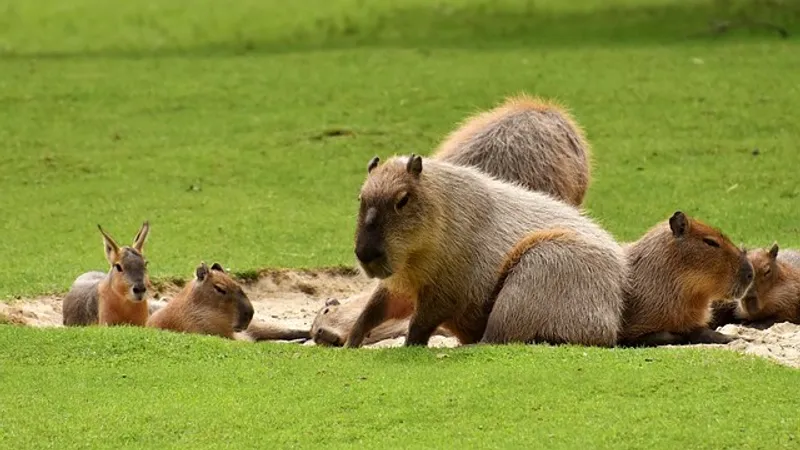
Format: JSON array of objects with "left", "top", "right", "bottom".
[{"left": 344, "top": 154, "right": 625, "bottom": 348}]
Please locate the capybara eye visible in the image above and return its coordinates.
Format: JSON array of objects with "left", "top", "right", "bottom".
[
  {"left": 702, "top": 238, "right": 720, "bottom": 248},
  {"left": 323, "top": 308, "right": 329, "bottom": 315},
  {"left": 114, "top": 264, "right": 123, "bottom": 272},
  {"left": 396, "top": 193, "right": 410, "bottom": 210},
  {"left": 213, "top": 285, "right": 226, "bottom": 295},
  {"left": 764, "top": 268, "right": 772, "bottom": 277}
]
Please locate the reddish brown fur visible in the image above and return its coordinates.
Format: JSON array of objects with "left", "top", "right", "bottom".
[
  {"left": 621, "top": 212, "right": 753, "bottom": 344},
  {"left": 146, "top": 263, "right": 253, "bottom": 339},
  {"left": 97, "top": 268, "right": 150, "bottom": 326}
]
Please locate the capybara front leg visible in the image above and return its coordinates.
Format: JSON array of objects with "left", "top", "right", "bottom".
[{"left": 345, "top": 286, "right": 391, "bottom": 348}]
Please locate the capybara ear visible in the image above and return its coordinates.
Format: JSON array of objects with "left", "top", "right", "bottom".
[
  {"left": 367, "top": 156, "right": 380, "bottom": 173},
  {"left": 98, "top": 224, "right": 121, "bottom": 265},
  {"left": 669, "top": 211, "right": 688, "bottom": 238},
  {"left": 324, "top": 298, "right": 341, "bottom": 307},
  {"left": 210, "top": 262, "right": 225, "bottom": 272},
  {"left": 196, "top": 262, "right": 209, "bottom": 281},
  {"left": 406, "top": 154, "right": 423, "bottom": 177},
  {"left": 769, "top": 242, "right": 780, "bottom": 260},
  {"left": 132, "top": 220, "right": 150, "bottom": 253}
]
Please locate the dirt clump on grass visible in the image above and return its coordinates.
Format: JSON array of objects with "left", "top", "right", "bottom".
[{"left": 2, "top": 268, "right": 800, "bottom": 367}]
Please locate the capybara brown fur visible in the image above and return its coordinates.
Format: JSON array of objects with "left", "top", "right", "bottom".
[
  {"left": 432, "top": 94, "right": 591, "bottom": 206},
  {"left": 62, "top": 222, "right": 151, "bottom": 327},
  {"left": 620, "top": 211, "right": 754, "bottom": 347},
  {"left": 711, "top": 244, "right": 800, "bottom": 329},
  {"left": 344, "top": 154, "right": 625, "bottom": 348},
  {"left": 146, "top": 262, "right": 254, "bottom": 339}
]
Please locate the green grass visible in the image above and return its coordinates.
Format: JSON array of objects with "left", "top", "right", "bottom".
[
  {"left": 0, "top": 0, "right": 799, "bottom": 298},
  {"left": 2, "top": 1, "right": 800, "bottom": 447},
  {"left": 1, "top": 325, "right": 799, "bottom": 448}
]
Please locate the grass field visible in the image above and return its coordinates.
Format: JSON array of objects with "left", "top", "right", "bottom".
[{"left": 2, "top": 0, "right": 800, "bottom": 447}]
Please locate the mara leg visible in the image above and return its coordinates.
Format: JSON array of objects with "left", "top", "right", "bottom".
[
  {"left": 345, "top": 286, "right": 392, "bottom": 348},
  {"left": 686, "top": 327, "right": 735, "bottom": 345}
]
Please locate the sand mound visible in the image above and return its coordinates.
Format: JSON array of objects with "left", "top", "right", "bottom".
[{"left": 2, "top": 268, "right": 798, "bottom": 368}]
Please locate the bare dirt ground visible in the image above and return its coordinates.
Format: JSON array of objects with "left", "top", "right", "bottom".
[{"left": 2, "top": 268, "right": 799, "bottom": 368}]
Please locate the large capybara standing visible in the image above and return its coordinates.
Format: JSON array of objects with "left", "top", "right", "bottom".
[
  {"left": 312, "top": 94, "right": 594, "bottom": 346},
  {"left": 344, "top": 154, "right": 625, "bottom": 348}
]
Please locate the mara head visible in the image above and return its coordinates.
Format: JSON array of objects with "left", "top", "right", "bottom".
[
  {"left": 666, "top": 211, "right": 753, "bottom": 300},
  {"left": 739, "top": 243, "right": 782, "bottom": 316},
  {"left": 354, "top": 154, "right": 431, "bottom": 279},
  {"left": 193, "top": 262, "right": 254, "bottom": 332},
  {"left": 99, "top": 221, "right": 151, "bottom": 302}
]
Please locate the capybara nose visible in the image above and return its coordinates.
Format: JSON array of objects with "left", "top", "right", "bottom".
[
  {"left": 355, "top": 245, "right": 384, "bottom": 265},
  {"left": 740, "top": 262, "right": 754, "bottom": 284},
  {"left": 132, "top": 284, "right": 147, "bottom": 296}
]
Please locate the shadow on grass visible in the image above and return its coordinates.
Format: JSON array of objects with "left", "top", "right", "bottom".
[{"left": 1, "top": 0, "right": 798, "bottom": 60}]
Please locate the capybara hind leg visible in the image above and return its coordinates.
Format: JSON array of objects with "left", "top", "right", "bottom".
[
  {"left": 746, "top": 319, "right": 779, "bottom": 330},
  {"left": 483, "top": 233, "right": 623, "bottom": 347},
  {"left": 686, "top": 327, "right": 734, "bottom": 345},
  {"left": 621, "top": 331, "right": 687, "bottom": 347}
]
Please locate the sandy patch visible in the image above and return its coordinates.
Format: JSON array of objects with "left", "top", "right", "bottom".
[{"left": 2, "top": 268, "right": 798, "bottom": 368}]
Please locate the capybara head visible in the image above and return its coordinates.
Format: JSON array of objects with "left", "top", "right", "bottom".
[
  {"left": 193, "top": 262, "right": 254, "bottom": 332},
  {"left": 667, "top": 211, "right": 753, "bottom": 300},
  {"left": 310, "top": 298, "right": 346, "bottom": 346},
  {"left": 355, "top": 154, "right": 430, "bottom": 279},
  {"left": 739, "top": 244, "right": 781, "bottom": 316},
  {"left": 98, "top": 221, "right": 151, "bottom": 302}
]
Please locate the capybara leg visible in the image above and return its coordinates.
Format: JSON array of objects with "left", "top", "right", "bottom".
[
  {"left": 746, "top": 319, "right": 779, "bottom": 330},
  {"left": 707, "top": 301, "right": 742, "bottom": 329},
  {"left": 482, "top": 232, "right": 623, "bottom": 347},
  {"left": 345, "top": 287, "right": 391, "bottom": 348},
  {"left": 686, "top": 327, "right": 734, "bottom": 345},
  {"left": 620, "top": 331, "right": 688, "bottom": 347},
  {"left": 405, "top": 296, "right": 450, "bottom": 347}
]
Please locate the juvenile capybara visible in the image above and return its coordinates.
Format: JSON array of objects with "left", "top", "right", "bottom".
[
  {"left": 344, "top": 154, "right": 625, "bottom": 348},
  {"left": 146, "top": 262, "right": 254, "bottom": 339},
  {"left": 712, "top": 244, "right": 800, "bottom": 329},
  {"left": 433, "top": 94, "right": 591, "bottom": 206},
  {"left": 62, "top": 222, "right": 151, "bottom": 327},
  {"left": 620, "top": 211, "right": 754, "bottom": 346}
]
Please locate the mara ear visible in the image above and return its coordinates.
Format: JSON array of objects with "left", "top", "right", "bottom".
[
  {"left": 769, "top": 242, "right": 779, "bottom": 260},
  {"left": 196, "top": 262, "right": 209, "bottom": 281},
  {"left": 668, "top": 211, "right": 688, "bottom": 238},
  {"left": 367, "top": 156, "right": 380, "bottom": 173},
  {"left": 406, "top": 154, "right": 423, "bottom": 177},
  {"left": 97, "top": 224, "right": 121, "bottom": 265},
  {"left": 324, "top": 298, "right": 341, "bottom": 307},
  {"left": 132, "top": 220, "right": 150, "bottom": 253},
  {"left": 210, "top": 262, "right": 225, "bottom": 272}
]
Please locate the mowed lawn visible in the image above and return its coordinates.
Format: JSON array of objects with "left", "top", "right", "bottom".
[{"left": 2, "top": 0, "right": 800, "bottom": 448}]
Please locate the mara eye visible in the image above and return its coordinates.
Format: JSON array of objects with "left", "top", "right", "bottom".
[
  {"left": 114, "top": 264, "right": 123, "bottom": 272},
  {"left": 702, "top": 238, "right": 720, "bottom": 248},
  {"left": 396, "top": 193, "right": 410, "bottom": 210},
  {"left": 214, "top": 285, "right": 227, "bottom": 295}
]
